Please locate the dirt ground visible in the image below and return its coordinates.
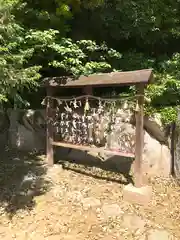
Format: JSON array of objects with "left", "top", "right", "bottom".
[{"left": 0, "top": 150, "right": 179, "bottom": 240}]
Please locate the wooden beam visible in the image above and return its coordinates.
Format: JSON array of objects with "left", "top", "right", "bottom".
[
  {"left": 43, "top": 69, "right": 153, "bottom": 87},
  {"left": 170, "top": 122, "right": 176, "bottom": 176},
  {"left": 52, "top": 141, "right": 134, "bottom": 158},
  {"left": 46, "top": 87, "right": 54, "bottom": 166},
  {"left": 83, "top": 86, "right": 93, "bottom": 95},
  {"left": 134, "top": 84, "right": 145, "bottom": 187}
]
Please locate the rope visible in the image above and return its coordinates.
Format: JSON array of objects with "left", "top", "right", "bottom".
[{"left": 42, "top": 94, "right": 144, "bottom": 104}]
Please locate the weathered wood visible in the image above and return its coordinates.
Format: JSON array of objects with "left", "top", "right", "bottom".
[
  {"left": 171, "top": 122, "right": 176, "bottom": 176},
  {"left": 173, "top": 110, "right": 180, "bottom": 178},
  {"left": 43, "top": 69, "right": 153, "bottom": 87},
  {"left": 52, "top": 141, "right": 135, "bottom": 158},
  {"left": 83, "top": 86, "right": 93, "bottom": 95},
  {"left": 134, "top": 84, "right": 145, "bottom": 187},
  {"left": 46, "top": 87, "right": 54, "bottom": 166},
  {"left": 44, "top": 68, "right": 154, "bottom": 191}
]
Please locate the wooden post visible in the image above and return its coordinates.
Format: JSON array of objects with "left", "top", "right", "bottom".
[
  {"left": 46, "top": 87, "right": 54, "bottom": 166},
  {"left": 171, "top": 121, "right": 176, "bottom": 176},
  {"left": 134, "top": 84, "right": 145, "bottom": 187}
]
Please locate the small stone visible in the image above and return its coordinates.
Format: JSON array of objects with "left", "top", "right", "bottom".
[
  {"left": 122, "top": 214, "right": 145, "bottom": 231},
  {"left": 46, "top": 235, "right": 62, "bottom": 240},
  {"left": 102, "top": 204, "right": 123, "bottom": 218},
  {"left": 82, "top": 197, "right": 101, "bottom": 209},
  {"left": 148, "top": 229, "right": 174, "bottom": 240},
  {"left": 30, "top": 232, "right": 45, "bottom": 240},
  {"left": 0, "top": 227, "right": 9, "bottom": 236},
  {"left": 46, "top": 164, "right": 63, "bottom": 182},
  {"left": 52, "top": 186, "right": 65, "bottom": 199},
  {"left": 101, "top": 236, "right": 118, "bottom": 240},
  {"left": 61, "top": 234, "right": 83, "bottom": 240},
  {"left": 101, "top": 236, "right": 125, "bottom": 240},
  {"left": 1, "top": 237, "right": 14, "bottom": 240},
  {"left": 67, "top": 191, "right": 83, "bottom": 203}
]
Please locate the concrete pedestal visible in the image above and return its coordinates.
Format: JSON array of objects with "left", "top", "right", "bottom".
[{"left": 123, "top": 183, "right": 152, "bottom": 205}]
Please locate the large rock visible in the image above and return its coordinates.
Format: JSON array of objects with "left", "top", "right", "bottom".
[
  {"left": 143, "top": 132, "right": 171, "bottom": 177},
  {"left": 82, "top": 197, "right": 101, "bottom": 209},
  {"left": 147, "top": 229, "right": 174, "bottom": 240},
  {"left": 0, "top": 110, "right": 9, "bottom": 149},
  {"left": 100, "top": 122, "right": 171, "bottom": 177},
  {"left": 131, "top": 113, "right": 168, "bottom": 145},
  {"left": 102, "top": 203, "right": 123, "bottom": 218},
  {"left": 8, "top": 110, "right": 19, "bottom": 149},
  {"left": 144, "top": 115, "right": 168, "bottom": 144},
  {"left": 8, "top": 109, "right": 45, "bottom": 151},
  {"left": 123, "top": 184, "right": 152, "bottom": 205},
  {"left": 122, "top": 213, "right": 146, "bottom": 231}
]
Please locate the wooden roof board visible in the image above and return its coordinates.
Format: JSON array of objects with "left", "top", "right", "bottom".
[{"left": 44, "top": 69, "right": 153, "bottom": 88}]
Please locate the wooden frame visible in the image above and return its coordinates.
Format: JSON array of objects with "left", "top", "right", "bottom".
[
  {"left": 44, "top": 69, "right": 153, "bottom": 186},
  {"left": 134, "top": 84, "right": 144, "bottom": 187},
  {"left": 46, "top": 87, "right": 54, "bottom": 166}
]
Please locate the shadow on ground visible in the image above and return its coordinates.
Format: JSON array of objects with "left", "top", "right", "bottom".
[
  {"left": 55, "top": 147, "right": 134, "bottom": 185},
  {"left": 0, "top": 146, "right": 134, "bottom": 218},
  {"left": 0, "top": 149, "right": 50, "bottom": 219}
]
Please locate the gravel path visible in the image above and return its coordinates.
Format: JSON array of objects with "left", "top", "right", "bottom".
[{"left": 0, "top": 151, "right": 179, "bottom": 239}]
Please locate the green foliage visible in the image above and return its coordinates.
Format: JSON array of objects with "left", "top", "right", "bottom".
[
  {"left": 48, "top": 38, "right": 121, "bottom": 76},
  {"left": 13, "top": 0, "right": 105, "bottom": 33},
  {"left": 0, "top": 0, "right": 41, "bottom": 103},
  {"left": 1, "top": 0, "right": 180, "bottom": 125},
  {"left": 117, "top": 51, "right": 180, "bottom": 124},
  {"left": 145, "top": 54, "right": 180, "bottom": 107},
  {"left": 159, "top": 107, "right": 177, "bottom": 125},
  {"left": 144, "top": 104, "right": 177, "bottom": 125},
  {"left": 144, "top": 53, "right": 180, "bottom": 124},
  {"left": 22, "top": 29, "right": 122, "bottom": 78},
  {"left": 0, "top": 0, "right": 122, "bottom": 107}
]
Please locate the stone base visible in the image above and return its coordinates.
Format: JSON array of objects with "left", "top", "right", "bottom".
[{"left": 123, "top": 184, "right": 152, "bottom": 205}]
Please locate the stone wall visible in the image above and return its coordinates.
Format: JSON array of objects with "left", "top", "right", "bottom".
[
  {"left": 0, "top": 109, "right": 172, "bottom": 177},
  {"left": 7, "top": 109, "right": 46, "bottom": 151}
]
